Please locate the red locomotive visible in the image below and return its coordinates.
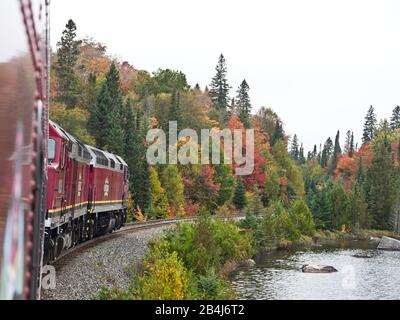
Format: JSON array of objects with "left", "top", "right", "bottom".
[{"left": 44, "top": 121, "right": 129, "bottom": 263}]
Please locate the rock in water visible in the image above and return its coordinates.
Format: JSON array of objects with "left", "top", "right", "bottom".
[
  {"left": 377, "top": 236, "right": 400, "bottom": 251},
  {"left": 241, "top": 259, "right": 256, "bottom": 267},
  {"left": 301, "top": 264, "right": 338, "bottom": 273},
  {"left": 369, "top": 237, "right": 381, "bottom": 244},
  {"left": 352, "top": 253, "right": 374, "bottom": 259}
]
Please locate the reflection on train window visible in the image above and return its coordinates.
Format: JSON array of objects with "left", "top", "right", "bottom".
[{"left": 48, "top": 139, "right": 56, "bottom": 161}]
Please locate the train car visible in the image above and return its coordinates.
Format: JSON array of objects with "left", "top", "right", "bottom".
[
  {"left": 0, "top": 0, "right": 49, "bottom": 300},
  {"left": 85, "top": 146, "right": 128, "bottom": 237},
  {"left": 44, "top": 122, "right": 128, "bottom": 263},
  {"left": 45, "top": 121, "right": 92, "bottom": 262}
]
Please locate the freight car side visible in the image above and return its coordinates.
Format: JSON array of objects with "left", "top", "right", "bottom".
[{"left": 0, "top": 0, "right": 49, "bottom": 300}]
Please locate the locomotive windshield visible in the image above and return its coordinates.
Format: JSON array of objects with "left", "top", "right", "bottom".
[{"left": 48, "top": 139, "right": 56, "bottom": 161}]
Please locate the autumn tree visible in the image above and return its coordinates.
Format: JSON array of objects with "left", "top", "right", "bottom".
[
  {"left": 362, "top": 106, "right": 377, "bottom": 144},
  {"left": 55, "top": 19, "right": 81, "bottom": 109},
  {"left": 147, "top": 168, "right": 168, "bottom": 219},
  {"left": 161, "top": 165, "right": 185, "bottom": 215},
  {"left": 209, "top": 54, "right": 231, "bottom": 111}
]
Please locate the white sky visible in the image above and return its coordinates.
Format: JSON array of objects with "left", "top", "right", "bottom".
[{"left": 50, "top": 0, "right": 400, "bottom": 151}]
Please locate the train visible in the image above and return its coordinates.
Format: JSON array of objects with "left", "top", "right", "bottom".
[
  {"left": 0, "top": 0, "right": 129, "bottom": 299},
  {"left": 44, "top": 121, "right": 129, "bottom": 264}
]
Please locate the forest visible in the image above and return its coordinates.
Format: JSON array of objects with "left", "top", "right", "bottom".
[{"left": 51, "top": 19, "right": 400, "bottom": 239}]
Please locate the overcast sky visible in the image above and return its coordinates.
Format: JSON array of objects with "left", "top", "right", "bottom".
[{"left": 50, "top": 0, "right": 400, "bottom": 151}]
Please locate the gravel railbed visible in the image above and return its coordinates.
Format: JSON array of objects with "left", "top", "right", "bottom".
[{"left": 41, "top": 226, "right": 170, "bottom": 300}]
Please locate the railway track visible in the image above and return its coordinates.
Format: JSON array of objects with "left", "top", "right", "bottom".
[{"left": 51, "top": 217, "right": 196, "bottom": 264}]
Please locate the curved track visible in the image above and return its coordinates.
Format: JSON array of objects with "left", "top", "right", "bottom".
[{"left": 51, "top": 217, "right": 195, "bottom": 264}]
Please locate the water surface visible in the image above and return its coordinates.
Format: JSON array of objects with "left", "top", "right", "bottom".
[{"left": 231, "top": 241, "right": 400, "bottom": 300}]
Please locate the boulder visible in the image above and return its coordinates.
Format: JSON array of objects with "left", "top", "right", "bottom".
[
  {"left": 301, "top": 264, "right": 338, "bottom": 273},
  {"left": 352, "top": 253, "right": 374, "bottom": 259},
  {"left": 369, "top": 237, "right": 381, "bottom": 244},
  {"left": 241, "top": 259, "right": 256, "bottom": 267},
  {"left": 377, "top": 236, "right": 400, "bottom": 251}
]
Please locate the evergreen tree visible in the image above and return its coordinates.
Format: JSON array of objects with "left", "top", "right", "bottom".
[
  {"left": 209, "top": 54, "right": 231, "bottom": 111},
  {"left": 194, "top": 83, "right": 201, "bottom": 91},
  {"left": 91, "top": 82, "right": 111, "bottom": 149},
  {"left": 299, "top": 144, "right": 306, "bottom": 165},
  {"left": 213, "top": 155, "right": 235, "bottom": 206},
  {"left": 344, "top": 130, "right": 352, "bottom": 155},
  {"left": 271, "top": 120, "right": 285, "bottom": 145},
  {"left": 312, "top": 145, "right": 318, "bottom": 160},
  {"left": 130, "top": 111, "right": 151, "bottom": 213},
  {"left": 329, "top": 131, "right": 341, "bottom": 175},
  {"left": 236, "top": 79, "right": 252, "bottom": 128},
  {"left": 91, "top": 62, "right": 124, "bottom": 153},
  {"left": 321, "top": 137, "right": 333, "bottom": 168},
  {"left": 390, "top": 106, "right": 400, "bottom": 130},
  {"left": 55, "top": 19, "right": 81, "bottom": 108},
  {"left": 364, "top": 135, "right": 397, "bottom": 229},
  {"left": 290, "top": 134, "right": 299, "bottom": 161},
  {"left": 233, "top": 179, "right": 248, "bottom": 210},
  {"left": 123, "top": 98, "right": 136, "bottom": 162},
  {"left": 168, "top": 90, "right": 183, "bottom": 131},
  {"left": 349, "top": 132, "right": 355, "bottom": 157},
  {"left": 362, "top": 106, "right": 377, "bottom": 143},
  {"left": 86, "top": 73, "right": 97, "bottom": 111}
]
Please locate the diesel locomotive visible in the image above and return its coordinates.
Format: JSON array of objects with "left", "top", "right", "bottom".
[{"left": 44, "top": 121, "right": 129, "bottom": 264}]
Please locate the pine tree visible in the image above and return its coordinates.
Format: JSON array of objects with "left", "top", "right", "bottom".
[
  {"left": 362, "top": 106, "right": 377, "bottom": 144},
  {"left": 290, "top": 134, "right": 299, "bottom": 161},
  {"left": 349, "top": 132, "right": 355, "bottom": 157},
  {"left": 194, "top": 83, "right": 201, "bottom": 91},
  {"left": 130, "top": 111, "right": 151, "bottom": 213},
  {"left": 123, "top": 98, "right": 135, "bottom": 162},
  {"left": 299, "top": 144, "right": 306, "bottom": 165},
  {"left": 312, "top": 145, "right": 318, "bottom": 159},
  {"left": 329, "top": 131, "right": 341, "bottom": 174},
  {"left": 345, "top": 130, "right": 352, "bottom": 155},
  {"left": 364, "top": 134, "right": 397, "bottom": 229},
  {"left": 390, "top": 106, "right": 400, "bottom": 130},
  {"left": 321, "top": 137, "right": 333, "bottom": 168},
  {"left": 233, "top": 179, "right": 248, "bottom": 210},
  {"left": 271, "top": 120, "right": 285, "bottom": 145},
  {"left": 236, "top": 79, "right": 252, "bottom": 128},
  {"left": 209, "top": 54, "right": 231, "bottom": 111},
  {"left": 213, "top": 153, "right": 235, "bottom": 206},
  {"left": 168, "top": 90, "right": 183, "bottom": 131},
  {"left": 86, "top": 73, "right": 97, "bottom": 111},
  {"left": 91, "top": 62, "right": 124, "bottom": 153},
  {"left": 55, "top": 19, "right": 81, "bottom": 108},
  {"left": 91, "top": 82, "right": 111, "bottom": 149}
]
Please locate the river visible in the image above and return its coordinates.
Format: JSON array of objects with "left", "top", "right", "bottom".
[{"left": 231, "top": 241, "right": 400, "bottom": 300}]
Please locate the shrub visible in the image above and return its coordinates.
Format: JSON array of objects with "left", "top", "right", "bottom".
[{"left": 135, "top": 240, "right": 192, "bottom": 300}]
